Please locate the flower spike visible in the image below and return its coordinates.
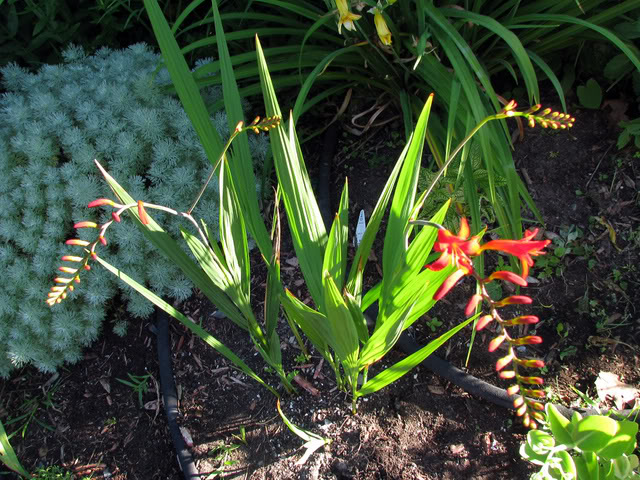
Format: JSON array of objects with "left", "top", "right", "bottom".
[{"left": 420, "top": 215, "right": 550, "bottom": 428}]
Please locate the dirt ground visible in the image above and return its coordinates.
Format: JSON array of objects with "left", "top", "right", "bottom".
[{"left": 1, "top": 106, "right": 639, "bottom": 479}]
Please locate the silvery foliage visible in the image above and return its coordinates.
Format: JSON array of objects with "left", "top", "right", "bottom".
[{"left": 0, "top": 43, "right": 268, "bottom": 377}]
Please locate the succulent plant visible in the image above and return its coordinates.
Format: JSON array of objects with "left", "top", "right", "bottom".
[{"left": 0, "top": 43, "right": 268, "bottom": 377}]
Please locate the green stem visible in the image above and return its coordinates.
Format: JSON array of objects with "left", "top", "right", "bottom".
[
  {"left": 187, "top": 129, "right": 240, "bottom": 215},
  {"left": 422, "top": 114, "right": 495, "bottom": 202}
]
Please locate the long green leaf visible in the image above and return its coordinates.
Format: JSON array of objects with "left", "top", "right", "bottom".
[
  {"left": 323, "top": 272, "right": 360, "bottom": 382},
  {"left": 257, "top": 36, "right": 328, "bottom": 306},
  {"left": 513, "top": 12, "right": 640, "bottom": 73},
  {"left": 358, "top": 283, "right": 427, "bottom": 369},
  {"left": 219, "top": 158, "right": 251, "bottom": 315},
  {"left": 380, "top": 94, "right": 434, "bottom": 310},
  {"left": 322, "top": 180, "right": 348, "bottom": 292},
  {"left": 280, "top": 290, "right": 331, "bottom": 358},
  {"left": 345, "top": 139, "right": 411, "bottom": 301},
  {"left": 264, "top": 192, "right": 283, "bottom": 342},
  {"left": 0, "top": 418, "right": 29, "bottom": 478},
  {"left": 211, "top": 0, "right": 273, "bottom": 258},
  {"left": 442, "top": 7, "right": 539, "bottom": 104},
  {"left": 358, "top": 314, "right": 477, "bottom": 397},
  {"left": 94, "top": 255, "right": 277, "bottom": 396}
]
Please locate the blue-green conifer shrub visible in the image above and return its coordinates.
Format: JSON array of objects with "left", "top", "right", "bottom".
[{"left": 0, "top": 44, "right": 268, "bottom": 377}]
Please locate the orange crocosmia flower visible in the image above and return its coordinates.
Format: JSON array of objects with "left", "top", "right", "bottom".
[
  {"left": 427, "top": 217, "right": 481, "bottom": 274},
  {"left": 428, "top": 218, "right": 482, "bottom": 301},
  {"left": 479, "top": 228, "right": 550, "bottom": 279}
]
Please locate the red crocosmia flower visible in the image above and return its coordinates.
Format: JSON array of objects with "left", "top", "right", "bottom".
[
  {"left": 427, "top": 217, "right": 481, "bottom": 274},
  {"left": 479, "top": 228, "right": 550, "bottom": 279},
  {"left": 428, "top": 218, "right": 482, "bottom": 300}
]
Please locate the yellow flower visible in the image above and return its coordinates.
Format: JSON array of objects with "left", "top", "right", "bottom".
[
  {"left": 335, "top": 0, "right": 361, "bottom": 34},
  {"left": 373, "top": 9, "right": 392, "bottom": 45}
]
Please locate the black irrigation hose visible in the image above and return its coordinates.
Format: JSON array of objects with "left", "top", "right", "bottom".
[
  {"left": 396, "top": 329, "right": 639, "bottom": 423},
  {"left": 156, "top": 310, "right": 200, "bottom": 479}
]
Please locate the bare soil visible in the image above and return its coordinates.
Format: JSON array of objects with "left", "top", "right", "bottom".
[{"left": 1, "top": 107, "right": 639, "bottom": 480}]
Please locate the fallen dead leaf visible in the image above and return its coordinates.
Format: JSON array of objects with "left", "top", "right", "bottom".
[
  {"left": 427, "top": 385, "right": 445, "bottom": 395},
  {"left": 99, "top": 378, "right": 111, "bottom": 394},
  {"left": 293, "top": 374, "right": 320, "bottom": 396},
  {"left": 595, "top": 371, "right": 639, "bottom": 410}
]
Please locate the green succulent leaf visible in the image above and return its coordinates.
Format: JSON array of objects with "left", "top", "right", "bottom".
[
  {"left": 597, "top": 420, "right": 638, "bottom": 460},
  {"left": 549, "top": 450, "right": 577, "bottom": 479},
  {"left": 519, "top": 441, "right": 550, "bottom": 466},
  {"left": 573, "top": 415, "right": 618, "bottom": 453},
  {"left": 528, "top": 429, "right": 556, "bottom": 454},
  {"left": 547, "top": 403, "right": 574, "bottom": 447}
]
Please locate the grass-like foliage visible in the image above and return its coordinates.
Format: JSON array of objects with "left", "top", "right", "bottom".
[
  {"left": 175, "top": 0, "right": 640, "bottom": 250},
  {"left": 0, "top": 42, "right": 268, "bottom": 377}
]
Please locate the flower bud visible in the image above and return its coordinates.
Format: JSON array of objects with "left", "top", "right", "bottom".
[
  {"left": 495, "top": 295, "right": 532, "bottom": 307},
  {"left": 476, "top": 314, "right": 494, "bottom": 331},
  {"left": 65, "top": 239, "right": 90, "bottom": 247},
  {"left": 517, "top": 376, "right": 544, "bottom": 385},
  {"left": 61, "top": 256, "right": 84, "bottom": 262},
  {"left": 496, "top": 354, "right": 513, "bottom": 371},
  {"left": 58, "top": 267, "right": 78, "bottom": 274},
  {"left": 465, "top": 294, "right": 483, "bottom": 317},
  {"left": 74, "top": 221, "right": 98, "bottom": 229},
  {"left": 488, "top": 335, "right": 506, "bottom": 352},
  {"left": 522, "top": 388, "right": 545, "bottom": 398},
  {"left": 515, "top": 358, "right": 545, "bottom": 369},
  {"left": 138, "top": 200, "right": 149, "bottom": 225},
  {"left": 488, "top": 270, "right": 527, "bottom": 287},
  {"left": 504, "top": 315, "right": 539, "bottom": 326},
  {"left": 88, "top": 198, "right": 115, "bottom": 208},
  {"left": 510, "top": 336, "right": 543, "bottom": 346}
]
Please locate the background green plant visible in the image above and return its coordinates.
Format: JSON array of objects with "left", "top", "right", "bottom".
[
  {"left": 0, "top": 0, "right": 157, "bottom": 66},
  {"left": 171, "top": 0, "right": 640, "bottom": 247}
]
